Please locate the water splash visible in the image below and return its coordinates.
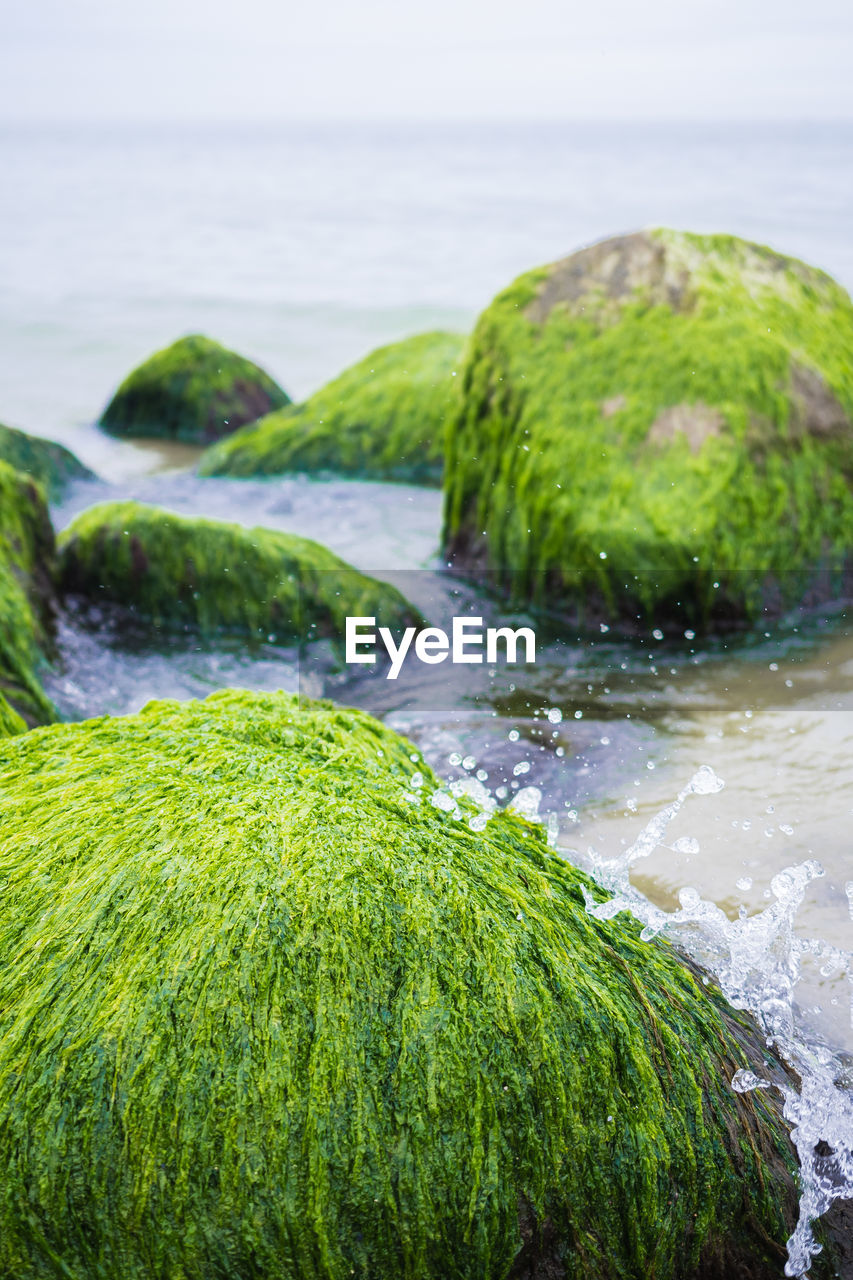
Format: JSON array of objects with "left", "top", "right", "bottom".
[
  {"left": 423, "top": 749, "right": 853, "bottom": 1273},
  {"left": 581, "top": 767, "right": 853, "bottom": 1279}
]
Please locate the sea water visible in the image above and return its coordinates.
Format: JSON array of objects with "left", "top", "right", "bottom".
[{"left": 2, "top": 119, "right": 853, "bottom": 472}]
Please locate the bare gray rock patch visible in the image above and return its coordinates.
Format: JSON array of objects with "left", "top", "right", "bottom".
[
  {"left": 647, "top": 402, "right": 724, "bottom": 454},
  {"left": 526, "top": 231, "right": 692, "bottom": 326},
  {"left": 601, "top": 394, "right": 627, "bottom": 418},
  {"left": 789, "top": 363, "right": 849, "bottom": 439}
]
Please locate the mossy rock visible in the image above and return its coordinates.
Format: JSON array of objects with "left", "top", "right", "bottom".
[
  {"left": 0, "top": 691, "right": 26, "bottom": 737},
  {"left": 443, "top": 230, "right": 853, "bottom": 630},
  {"left": 0, "top": 460, "right": 56, "bottom": 725},
  {"left": 199, "top": 331, "right": 463, "bottom": 485},
  {"left": 0, "top": 422, "right": 94, "bottom": 499},
  {"left": 99, "top": 335, "right": 290, "bottom": 445},
  {"left": 0, "top": 688, "right": 841, "bottom": 1278},
  {"left": 58, "top": 500, "right": 420, "bottom": 642}
]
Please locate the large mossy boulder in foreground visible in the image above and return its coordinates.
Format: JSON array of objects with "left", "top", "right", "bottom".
[
  {"left": 0, "top": 689, "right": 838, "bottom": 1279},
  {"left": 443, "top": 230, "right": 853, "bottom": 629},
  {"left": 0, "top": 460, "right": 56, "bottom": 724},
  {"left": 0, "top": 421, "right": 94, "bottom": 498},
  {"left": 199, "top": 331, "right": 462, "bottom": 485},
  {"left": 58, "top": 500, "right": 419, "bottom": 641},
  {"left": 99, "top": 335, "right": 290, "bottom": 445}
]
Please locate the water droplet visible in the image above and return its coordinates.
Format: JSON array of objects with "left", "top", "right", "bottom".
[
  {"left": 689, "top": 765, "right": 725, "bottom": 795},
  {"left": 508, "top": 787, "right": 542, "bottom": 822},
  {"left": 731, "top": 1069, "right": 770, "bottom": 1094},
  {"left": 547, "top": 707, "right": 563, "bottom": 724},
  {"left": 430, "top": 791, "right": 455, "bottom": 813}
]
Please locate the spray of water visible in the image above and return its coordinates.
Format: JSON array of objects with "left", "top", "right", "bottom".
[
  {"left": 581, "top": 767, "right": 853, "bottom": 1278},
  {"left": 425, "top": 746, "right": 853, "bottom": 1275}
]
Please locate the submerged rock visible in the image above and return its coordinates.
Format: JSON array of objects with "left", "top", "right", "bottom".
[
  {"left": 99, "top": 334, "right": 290, "bottom": 445},
  {"left": 199, "top": 331, "right": 463, "bottom": 485},
  {"left": 443, "top": 230, "right": 853, "bottom": 630},
  {"left": 0, "top": 460, "right": 56, "bottom": 725},
  {"left": 0, "top": 688, "right": 841, "bottom": 1278},
  {"left": 0, "top": 421, "right": 94, "bottom": 498},
  {"left": 58, "top": 500, "right": 420, "bottom": 641}
]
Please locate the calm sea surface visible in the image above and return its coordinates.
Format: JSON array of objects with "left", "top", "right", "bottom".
[{"left": 2, "top": 119, "right": 852, "bottom": 469}]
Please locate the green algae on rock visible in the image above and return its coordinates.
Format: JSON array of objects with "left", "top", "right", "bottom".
[
  {"left": 199, "top": 331, "right": 463, "bottom": 485},
  {"left": 99, "top": 334, "right": 290, "bottom": 445},
  {"left": 0, "top": 460, "right": 56, "bottom": 725},
  {"left": 0, "top": 688, "right": 834, "bottom": 1279},
  {"left": 58, "top": 499, "right": 420, "bottom": 642},
  {"left": 0, "top": 692, "right": 26, "bottom": 737},
  {"left": 443, "top": 230, "right": 853, "bottom": 630},
  {"left": 0, "top": 421, "right": 94, "bottom": 499}
]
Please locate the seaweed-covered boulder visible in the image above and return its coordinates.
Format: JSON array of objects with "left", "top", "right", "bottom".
[
  {"left": 0, "top": 421, "right": 94, "bottom": 498},
  {"left": 443, "top": 230, "right": 853, "bottom": 629},
  {"left": 199, "top": 331, "right": 462, "bottom": 485},
  {"left": 99, "top": 335, "right": 290, "bottom": 445},
  {"left": 0, "top": 460, "right": 56, "bottom": 724},
  {"left": 58, "top": 500, "right": 419, "bottom": 641},
  {"left": 0, "top": 689, "right": 837, "bottom": 1278},
  {"left": 0, "top": 692, "right": 26, "bottom": 737}
]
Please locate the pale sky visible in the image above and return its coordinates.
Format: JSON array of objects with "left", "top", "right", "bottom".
[{"left": 2, "top": 0, "right": 852, "bottom": 122}]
